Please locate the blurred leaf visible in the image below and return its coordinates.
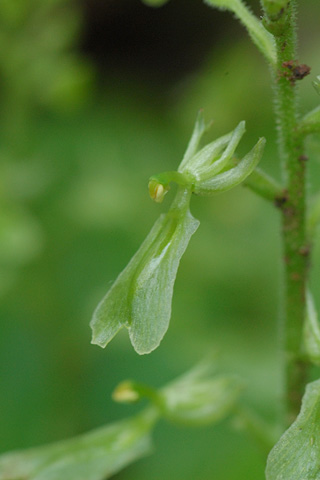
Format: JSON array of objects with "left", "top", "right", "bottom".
[
  {"left": 0, "top": 207, "right": 42, "bottom": 267},
  {"left": 160, "top": 361, "right": 244, "bottom": 425},
  {"left": 90, "top": 186, "right": 199, "bottom": 354},
  {"left": 113, "top": 360, "right": 244, "bottom": 427},
  {"left": 42, "top": 58, "right": 93, "bottom": 112},
  {"left": 0, "top": 0, "right": 31, "bottom": 26},
  {"left": 266, "top": 379, "right": 320, "bottom": 480},
  {"left": 0, "top": 0, "right": 90, "bottom": 115},
  {"left": 0, "top": 410, "right": 157, "bottom": 480}
]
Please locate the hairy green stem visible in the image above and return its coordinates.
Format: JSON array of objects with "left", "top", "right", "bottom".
[{"left": 271, "top": 1, "right": 310, "bottom": 427}]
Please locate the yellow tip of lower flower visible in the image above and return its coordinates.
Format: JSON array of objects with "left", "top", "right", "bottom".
[
  {"left": 112, "top": 381, "right": 140, "bottom": 403},
  {"left": 148, "top": 179, "right": 169, "bottom": 203}
]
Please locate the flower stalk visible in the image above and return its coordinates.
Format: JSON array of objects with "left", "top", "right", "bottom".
[{"left": 268, "top": 0, "right": 311, "bottom": 426}]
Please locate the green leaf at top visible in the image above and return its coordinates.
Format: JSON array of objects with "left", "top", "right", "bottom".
[
  {"left": 141, "top": 0, "right": 170, "bottom": 7},
  {"left": 90, "top": 186, "right": 199, "bottom": 355},
  {"left": 266, "top": 379, "right": 320, "bottom": 480}
]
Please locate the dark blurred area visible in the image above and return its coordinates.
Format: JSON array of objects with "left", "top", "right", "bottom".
[{"left": 80, "top": 0, "right": 239, "bottom": 89}]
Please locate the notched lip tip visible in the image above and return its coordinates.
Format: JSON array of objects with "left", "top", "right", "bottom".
[
  {"left": 90, "top": 337, "right": 106, "bottom": 348},
  {"left": 132, "top": 339, "right": 162, "bottom": 356}
]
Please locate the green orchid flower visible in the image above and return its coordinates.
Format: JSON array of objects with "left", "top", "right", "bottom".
[{"left": 90, "top": 112, "right": 265, "bottom": 355}]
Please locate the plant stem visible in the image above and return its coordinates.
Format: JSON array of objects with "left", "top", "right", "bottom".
[
  {"left": 271, "top": 1, "right": 310, "bottom": 427},
  {"left": 243, "top": 167, "right": 283, "bottom": 203}
]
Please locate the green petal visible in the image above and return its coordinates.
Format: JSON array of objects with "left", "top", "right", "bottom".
[
  {"left": 0, "top": 410, "right": 157, "bottom": 480},
  {"left": 266, "top": 379, "right": 320, "bottom": 480},
  {"left": 195, "top": 121, "right": 246, "bottom": 179},
  {"left": 90, "top": 187, "right": 199, "bottom": 354},
  {"left": 194, "top": 137, "right": 265, "bottom": 195},
  {"left": 178, "top": 110, "right": 211, "bottom": 171}
]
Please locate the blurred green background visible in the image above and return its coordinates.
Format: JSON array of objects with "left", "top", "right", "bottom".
[{"left": 1, "top": 0, "right": 320, "bottom": 478}]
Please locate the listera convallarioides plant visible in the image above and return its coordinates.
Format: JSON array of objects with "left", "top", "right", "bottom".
[
  {"left": 92, "top": 0, "right": 320, "bottom": 474},
  {"left": 90, "top": 111, "right": 266, "bottom": 354},
  {"left": 3, "top": 0, "right": 320, "bottom": 479}
]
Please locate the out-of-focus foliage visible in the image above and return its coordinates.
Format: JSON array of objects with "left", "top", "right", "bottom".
[
  {"left": 0, "top": 410, "right": 156, "bottom": 480},
  {"left": 0, "top": 0, "right": 92, "bottom": 115},
  {"left": 0, "top": 361, "right": 243, "bottom": 480},
  {"left": 159, "top": 362, "right": 244, "bottom": 426},
  {"left": 0, "top": 0, "right": 92, "bottom": 297}
]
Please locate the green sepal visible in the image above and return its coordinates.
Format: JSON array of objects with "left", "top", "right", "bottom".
[
  {"left": 180, "top": 121, "right": 246, "bottom": 180},
  {"left": 0, "top": 409, "right": 157, "bottom": 480},
  {"left": 266, "top": 378, "right": 320, "bottom": 480},
  {"left": 303, "top": 290, "right": 320, "bottom": 366},
  {"left": 178, "top": 117, "right": 265, "bottom": 197},
  {"left": 179, "top": 110, "right": 212, "bottom": 171},
  {"left": 194, "top": 137, "right": 265, "bottom": 195},
  {"left": 90, "top": 186, "right": 199, "bottom": 355}
]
